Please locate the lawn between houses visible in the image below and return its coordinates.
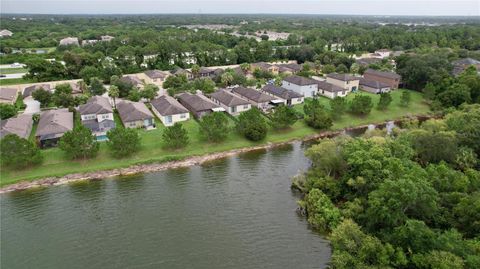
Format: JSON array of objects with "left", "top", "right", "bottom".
[{"left": 0, "top": 90, "right": 430, "bottom": 186}]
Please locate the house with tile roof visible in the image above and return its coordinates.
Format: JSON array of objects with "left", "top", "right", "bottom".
[
  {"left": 317, "top": 80, "right": 348, "bottom": 99},
  {"left": 36, "top": 108, "right": 73, "bottom": 148},
  {"left": 261, "top": 84, "right": 304, "bottom": 105},
  {"left": 177, "top": 92, "right": 222, "bottom": 118},
  {"left": 78, "top": 96, "right": 115, "bottom": 136},
  {"left": 151, "top": 95, "right": 190, "bottom": 126},
  {"left": 231, "top": 86, "right": 275, "bottom": 111},
  {"left": 326, "top": 73, "right": 360, "bottom": 92},
  {"left": 209, "top": 89, "right": 251, "bottom": 115},
  {"left": 281, "top": 75, "right": 318, "bottom": 98},
  {"left": 363, "top": 69, "right": 401, "bottom": 89},
  {"left": 0, "top": 114, "right": 33, "bottom": 139},
  {"left": 117, "top": 100, "right": 155, "bottom": 129},
  {"left": 0, "top": 88, "right": 19, "bottom": 105},
  {"left": 359, "top": 78, "right": 391, "bottom": 94}
]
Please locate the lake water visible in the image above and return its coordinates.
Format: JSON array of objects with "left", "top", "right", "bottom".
[{"left": 0, "top": 142, "right": 331, "bottom": 269}]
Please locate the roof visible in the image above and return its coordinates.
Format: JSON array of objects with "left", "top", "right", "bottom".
[
  {"left": 59, "top": 37, "right": 79, "bottom": 46},
  {"left": 452, "top": 58, "right": 480, "bottom": 66},
  {"left": 78, "top": 96, "right": 113, "bottom": 115},
  {"left": 232, "top": 86, "right": 275, "bottom": 103},
  {"left": 210, "top": 89, "right": 250, "bottom": 107},
  {"left": 145, "top": 70, "right": 169, "bottom": 79},
  {"left": 283, "top": 75, "right": 317, "bottom": 86},
  {"left": 326, "top": 73, "right": 359, "bottom": 82},
  {"left": 0, "top": 88, "right": 18, "bottom": 102},
  {"left": 23, "top": 84, "right": 51, "bottom": 97},
  {"left": 355, "top": 58, "right": 381, "bottom": 66},
  {"left": 116, "top": 100, "right": 153, "bottom": 122},
  {"left": 120, "top": 75, "right": 143, "bottom": 86},
  {"left": 199, "top": 67, "right": 214, "bottom": 75},
  {"left": 375, "top": 49, "right": 391, "bottom": 53},
  {"left": 262, "top": 84, "right": 303, "bottom": 99},
  {"left": 317, "top": 81, "right": 345, "bottom": 93},
  {"left": 151, "top": 95, "right": 189, "bottom": 116},
  {"left": 0, "top": 114, "right": 33, "bottom": 139},
  {"left": 364, "top": 69, "right": 401, "bottom": 80},
  {"left": 359, "top": 78, "right": 391, "bottom": 89},
  {"left": 172, "top": 68, "right": 191, "bottom": 76},
  {"left": 278, "top": 63, "right": 302, "bottom": 72},
  {"left": 69, "top": 82, "right": 83, "bottom": 94},
  {"left": 252, "top": 62, "right": 273, "bottom": 70},
  {"left": 36, "top": 109, "right": 73, "bottom": 137},
  {"left": 177, "top": 92, "right": 219, "bottom": 112}
]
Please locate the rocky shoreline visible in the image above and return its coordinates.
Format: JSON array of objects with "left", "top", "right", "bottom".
[{"left": 0, "top": 116, "right": 434, "bottom": 194}]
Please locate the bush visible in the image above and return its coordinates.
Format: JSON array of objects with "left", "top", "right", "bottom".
[
  {"left": 350, "top": 95, "right": 373, "bottom": 115},
  {"left": 198, "top": 112, "right": 230, "bottom": 142},
  {"left": 162, "top": 122, "right": 189, "bottom": 149},
  {"left": 0, "top": 134, "right": 43, "bottom": 168},
  {"left": 377, "top": 92, "right": 393, "bottom": 110},
  {"left": 0, "top": 103, "right": 17, "bottom": 120},
  {"left": 236, "top": 108, "right": 268, "bottom": 141},
  {"left": 106, "top": 127, "right": 141, "bottom": 158}
]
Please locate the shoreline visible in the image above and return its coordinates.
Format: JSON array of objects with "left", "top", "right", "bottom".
[{"left": 0, "top": 116, "right": 433, "bottom": 194}]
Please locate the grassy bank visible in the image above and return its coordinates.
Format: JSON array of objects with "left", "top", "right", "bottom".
[{"left": 0, "top": 90, "right": 430, "bottom": 186}]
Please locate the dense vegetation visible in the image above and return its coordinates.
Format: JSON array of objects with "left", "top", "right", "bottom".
[{"left": 294, "top": 104, "right": 480, "bottom": 269}]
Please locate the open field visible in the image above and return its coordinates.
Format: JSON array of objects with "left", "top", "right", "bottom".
[{"left": 0, "top": 90, "right": 430, "bottom": 186}]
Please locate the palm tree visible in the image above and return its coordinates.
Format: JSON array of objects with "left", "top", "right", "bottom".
[
  {"left": 108, "top": 85, "right": 119, "bottom": 109},
  {"left": 240, "top": 63, "right": 250, "bottom": 73},
  {"left": 191, "top": 64, "right": 200, "bottom": 78},
  {"left": 220, "top": 72, "right": 234, "bottom": 87}
]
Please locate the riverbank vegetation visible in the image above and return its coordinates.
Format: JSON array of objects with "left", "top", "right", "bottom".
[{"left": 294, "top": 104, "right": 480, "bottom": 268}]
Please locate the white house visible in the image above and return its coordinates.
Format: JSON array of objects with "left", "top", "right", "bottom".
[
  {"left": 326, "top": 73, "right": 360, "bottom": 92},
  {"left": 282, "top": 75, "right": 318, "bottom": 98},
  {"left": 261, "top": 84, "right": 304, "bottom": 105},
  {"left": 59, "top": 37, "right": 79, "bottom": 46},
  {"left": 209, "top": 89, "right": 251, "bottom": 116},
  {"left": 151, "top": 95, "right": 190, "bottom": 127},
  {"left": 77, "top": 96, "right": 115, "bottom": 136},
  {"left": 231, "top": 87, "right": 274, "bottom": 111},
  {"left": 317, "top": 81, "right": 348, "bottom": 99}
]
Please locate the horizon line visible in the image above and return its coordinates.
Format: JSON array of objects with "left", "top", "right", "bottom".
[{"left": 1, "top": 13, "right": 480, "bottom": 17}]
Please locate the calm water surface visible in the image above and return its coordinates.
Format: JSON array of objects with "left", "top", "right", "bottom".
[{"left": 1, "top": 142, "right": 330, "bottom": 269}]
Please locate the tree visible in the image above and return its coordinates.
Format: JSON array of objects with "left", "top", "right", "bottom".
[
  {"left": 305, "top": 139, "right": 347, "bottom": 178},
  {"left": 53, "top": 83, "right": 75, "bottom": 108},
  {"left": 236, "top": 108, "right": 268, "bottom": 141},
  {"left": 304, "top": 99, "right": 333, "bottom": 129},
  {"left": 106, "top": 127, "right": 141, "bottom": 158},
  {"left": 220, "top": 72, "right": 234, "bottom": 87},
  {"left": 409, "top": 129, "right": 458, "bottom": 164},
  {"left": 127, "top": 88, "right": 141, "bottom": 102},
  {"left": 198, "top": 112, "right": 230, "bottom": 142},
  {"left": 269, "top": 105, "right": 298, "bottom": 129},
  {"left": 108, "top": 85, "right": 120, "bottom": 109},
  {"left": 0, "top": 134, "right": 43, "bottom": 168},
  {"left": 192, "top": 78, "right": 215, "bottom": 94},
  {"left": 437, "top": 83, "right": 471, "bottom": 108},
  {"left": 377, "top": 92, "right": 393, "bottom": 110},
  {"left": 141, "top": 84, "right": 158, "bottom": 101},
  {"left": 412, "top": 251, "right": 464, "bottom": 269},
  {"left": 350, "top": 95, "right": 373, "bottom": 115},
  {"left": 162, "top": 122, "right": 189, "bottom": 149},
  {"left": 59, "top": 125, "right": 99, "bottom": 159},
  {"left": 89, "top": 77, "right": 106, "bottom": 96},
  {"left": 453, "top": 192, "right": 480, "bottom": 238},
  {"left": 322, "top": 64, "right": 336, "bottom": 74},
  {"left": 191, "top": 64, "right": 200, "bottom": 78},
  {"left": 32, "top": 88, "right": 52, "bottom": 107},
  {"left": 79, "top": 66, "right": 101, "bottom": 84},
  {"left": 299, "top": 188, "right": 342, "bottom": 231},
  {"left": 423, "top": 82, "right": 437, "bottom": 101},
  {"left": 445, "top": 105, "right": 480, "bottom": 155},
  {"left": 329, "top": 97, "right": 347, "bottom": 119},
  {"left": 400, "top": 90, "right": 411, "bottom": 107},
  {"left": 0, "top": 104, "right": 17, "bottom": 120}
]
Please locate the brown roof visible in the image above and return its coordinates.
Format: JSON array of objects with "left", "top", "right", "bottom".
[
  {"left": 117, "top": 100, "right": 153, "bottom": 122},
  {"left": 23, "top": 84, "right": 51, "bottom": 97},
  {"left": 262, "top": 84, "right": 303, "bottom": 99},
  {"left": 78, "top": 96, "right": 113, "bottom": 115},
  {"left": 359, "top": 78, "right": 391, "bottom": 89},
  {"left": 364, "top": 69, "right": 401, "bottom": 80},
  {"left": 283, "top": 75, "right": 317, "bottom": 86},
  {"left": 326, "top": 73, "right": 359, "bottom": 82},
  {"left": 278, "top": 63, "right": 302, "bottom": 72},
  {"left": 0, "top": 88, "right": 18, "bottom": 102},
  {"left": 232, "top": 87, "right": 275, "bottom": 103},
  {"left": 317, "top": 81, "right": 345, "bottom": 93},
  {"left": 0, "top": 114, "right": 33, "bottom": 139},
  {"left": 36, "top": 108, "right": 73, "bottom": 138},
  {"left": 177, "top": 92, "right": 219, "bottom": 112},
  {"left": 210, "top": 89, "right": 250, "bottom": 107},
  {"left": 120, "top": 75, "right": 143, "bottom": 86},
  {"left": 145, "top": 70, "right": 169, "bottom": 79},
  {"left": 151, "top": 95, "right": 189, "bottom": 116}
]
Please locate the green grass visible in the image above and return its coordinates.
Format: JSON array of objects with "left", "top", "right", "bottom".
[
  {"left": 0, "top": 78, "right": 32, "bottom": 86},
  {"left": 0, "top": 90, "right": 431, "bottom": 186},
  {"left": 0, "top": 68, "right": 27, "bottom": 75}
]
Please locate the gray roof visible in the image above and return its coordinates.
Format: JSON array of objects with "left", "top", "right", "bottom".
[
  {"left": 364, "top": 69, "right": 401, "bottom": 80},
  {"left": 278, "top": 63, "right": 302, "bottom": 72},
  {"left": 262, "top": 84, "right": 303, "bottom": 99},
  {"left": 23, "top": 84, "right": 51, "bottom": 97},
  {"left": 317, "top": 81, "right": 345, "bottom": 93},
  {"left": 0, "top": 114, "right": 33, "bottom": 139},
  {"left": 36, "top": 109, "right": 73, "bottom": 138},
  {"left": 151, "top": 95, "right": 189, "bottom": 116},
  {"left": 452, "top": 58, "right": 480, "bottom": 66},
  {"left": 283, "top": 75, "right": 317, "bottom": 86},
  {"left": 145, "top": 70, "right": 169, "bottom": 79},
  {"left": 355, "top": 58, "right": 381, "bottom": 66},
  {"left": 0, "top": 88, "right": 18, "bottom": 102},
  {"left": 177, "top": 92, "right": 219, "bottom": 112},
  {"left": 172, "top": 68, "right": 191, "bottom": 76},
  {"left": 252, "top": 62, "right": 273, "bottom": 70},
  {"left": 199, "top": 67, "right": 214, "bottom": 75},
  {"left": 78, "top": 96, "right": 113, "bottom": 115},
  {"left": 326, "top": 73, "right": 360, "bottom": 82},
  {"left": 120, "top": 75, "right": 143, "bottom": 86},
  {"left": 117, "top": 100, "right": 153, "bottom": 122},
  {"left": 360, "top": 78, "right": 391, "bottom": 89},
  {"left": 232, "top": 87, "right": 275, "bottom": 103},
  {"left": 210, "top": 89, "right": 250, "bottom": 107}
]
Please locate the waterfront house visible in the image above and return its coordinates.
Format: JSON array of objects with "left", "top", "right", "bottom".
[
  {"left": 151, "top": 95, "right": 190, "bottom": 126},
  {"left": 59, "top": 37, "right": 79, "bottom": 46},
  {"left": 177, "top": 92, "right": 222, "bottom": 119},
  {"left": 209, "top": 89, "right": 251, "bottom": 116},
  {"left": 117, "top": 100, "right": 155, "bottom": 129},
  {"left": 23, "top": 84, "right": 51, "bottom": 98},
  {"left": 0, "top": 88, "right": 19, "bottom": 104},
  {"left": 0, "top": 114, "right": 33, "bottom": 139},
  {"left": 363, "top": 69, "right": 401, "bottom": 89},
  {"left": 261, "top": 84, "right": 304, "bottom": 105},
  {"left": 317, "top": 80, "right": 348, "bottom": 99},
  {"left": 78, "top": 96, "right": 115, "bottom": 136},
  {"left": 35, "top": 108, "right": 73, "bottom": 148},
  {"left": 359, "top": 78, "right": 391, "bottom": 94},
  {"left": 326, "top": 73, "right": 360, "bottom": 92},
  {"left": 231, "top": 86, "right": 275, "bottom": 111},
  {"left": 281, "top": 75, "right": 318, "bottom": 98}
]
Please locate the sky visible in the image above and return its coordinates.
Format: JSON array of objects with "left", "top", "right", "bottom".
[{"left": 1, "top": 0, "right": 479, "bottom": 16}]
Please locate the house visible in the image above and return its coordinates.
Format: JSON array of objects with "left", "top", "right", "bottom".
[
  {"left": 451, "top": 58, "right": 480, "bottom": 76},
  {"left": 151, "top": 95, "right": 190, "bottom": 126},
  {"left": 177, "top": 92, "right": 221, "bottom": 118},
  {"left": 23, "top": 84, "right": 51, "bottom": 98},
  {"left": 251, "top": 62, "right": 279, "bottom": 74},
  {"left": 317, "top": 81, "right": 348, "bottom": 99},
  {"left": 210, "top": 89, "right": 251, "bottom": 116},
  {"left": 198, "top": 67, "right": 216, "bottom": 78},
  {"left": 282, "top": 75, "right": 318, "bottom": 98},
  {"left": 0, "top": 114, "right": 33, "bottom": 139},
  {"left": 277, "top": 63, "right": 302, "bottom": 74},
  {"left": 355, "top": 57, "right": 382, "bottom": 67},
  {"left": 59, "top": 37, "right": 79, "bottom": 46},
  {"left": 144, "top": 70, "right": 170, "bottom": 85},
  {"left": 0, "top": 29, "right": 13, "bottom": 37},
  {"left": 69, "top": 82, "right": 84, "bottom": 96},
  {"left": 117, "top": 100, "right": 155, "bottom": 129},
  {"left": 359, "top": 78, "right": 391, "bottom": 94},
  {"left": 172, "top": 68, "right": 194, "bottom": 80},
  {"left": 120, "top": 75, "right": 144, "bottom": 89},
  {"left": 261, "top": 84, "right": 304, "bottom": 105},
  {"left": 374, "top": 49, "right": 392, "bottom": 59},
  {"left": 231, "top": 86, "right": 275, "bottom": 111},
  {"left": 35, "top": 109, "right": 73, "bottom": 148},
  {"left": 101, "top": 35, "right": 114, "bottom": 42},
  {"left": 78, "top": 96, "right": 115, "bottom": 136},
  {"left": 326, "top": 73, "right": 360, "bottom": 92},
  {"left": 0, "top": 88, "right": 19, "bottom": 104},
  {"left": 363, "top": 69, "right": 401, "bottom": 89}
]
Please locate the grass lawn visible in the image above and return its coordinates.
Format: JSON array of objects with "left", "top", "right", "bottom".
[
  {"left": 0, "top": 67, "right": 28, "bottom": 75},
  {"left": 0, "top": 78, "right": 32, "bottom": 86},
  {"left": 0, "top": 90, "right": 431, "bottom": 186}
]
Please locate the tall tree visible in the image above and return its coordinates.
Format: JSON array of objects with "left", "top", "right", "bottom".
[
  {"left": 198, "top": 112, "right": 230, "bottom": 142},
  {"left": 59, "top": 125, "right": 99, "bottom": 159},
  {"left": 0, "top": 134, "right": 43, "bottom": 168}
]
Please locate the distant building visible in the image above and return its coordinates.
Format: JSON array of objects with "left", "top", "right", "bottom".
[
  {"left": 317, "top": 81, "right": 348, "bottom": 99},
  {"left": 363, "top": 69, "right": 401, "bottom": 89},
  {"left": 0, "top": 88, "right": 19, "bottom": 104},
  {"left": 177, "top": 92, "right": 222, "bottom": 119},
  {"left": 36, "top": 109, "right": 73, "bottom": 148},
  {"left": 0, "top": 29, "right": 13, "bottom": 37},
  {"left": 172, "top": 68, "right": 194, "bottom": 80},
  {"left": 261, "top": 85, "right": 304, "bottom": 105},
  {"left": 451, "top": 58, "right": 480, "bottom": 76},
  {"left": 151, "top": 95, "right": 190, "bottom": 126},
  {"left": 117, "top": 100, "right": 155, "bottom": 129},
  {"left": 59, "top": 37, "right": 79, "bottom": 46},
  {"left": 359, "top": 78, "right": 391, "bottom": 94},
  {"left": 198, "top": 67, "right": 216, "bottom": 78},
  {"left": 0, "top": 114, "right": 33, "bottom": 139},
  {"left": 374, "top": 49, "right": 392, "bottom": 59},
  {"left": 326, "top": 73, "right": 360, "bottom": 92},
  {"left": 101, "top": 35, "right": 114, "bottom": 42},
  {"left": 78, "top": 96, "right": 115, "bottom": 137},
  {"left": 81, "top": 40, "right": 98, "bottom": 46},
  {"left": 282, "top": 75, "right": 318, "bottom": 98},
  {"left": 210, "top": 89, "right": 252, "bottom": 116}
]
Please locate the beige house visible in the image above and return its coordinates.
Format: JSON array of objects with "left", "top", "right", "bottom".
[
  {"left": 0, "top": 88, "right": 19, "bottom": 104},
  {"left": 326, "top": 73, "right": 360, "bottom": 92},
  {"left": 143, "top": 70, "right": 171, "bottom": 86},
  {"left": 209, "top": 89, "right": 252, "bottom": 116},
  {"left": 231, "top": 86, "right": 275, "bottom": 111},
  {"left": 151, "top": 95, "right": 190, "bottom": 127},
  {"left": 317, "top": 81, "right": 348, "bottom": 99},
  {"left": 251, "top": 62, "right": 279, "bottom": 75},
  {"left": 117, "top": 100, "right": 155, "bottom": 129}
]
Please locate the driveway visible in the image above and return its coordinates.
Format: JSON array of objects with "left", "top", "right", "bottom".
[{"left": 23, "top": 96, "right": 40, "bottom": 114}]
